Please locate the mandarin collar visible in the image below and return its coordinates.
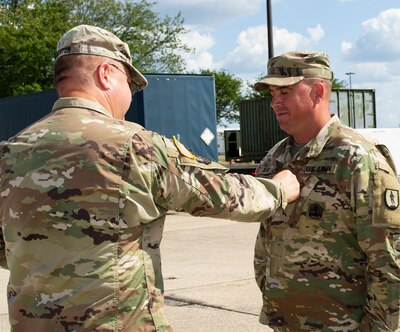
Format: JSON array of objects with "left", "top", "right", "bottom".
[{"left": 51, "top": 97, "right": 113, "bottom": 118}]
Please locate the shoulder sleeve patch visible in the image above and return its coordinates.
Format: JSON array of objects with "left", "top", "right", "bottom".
[
  {"left": 172, "top": 135, "right": 196, "bottom": 160},
  {"left": 372, "top": 170, "right": 400, "bottom": 227},
  {"left": 377, "top": 160, "right": 395, "bottom": 175},
  {"left": 376, "top": 144, "right": 397, "bottom": 175},
  {"left": 164, "top": 136, "right": 227, "bottom": 171}
]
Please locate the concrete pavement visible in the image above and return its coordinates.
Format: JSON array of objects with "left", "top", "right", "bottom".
[
  {"left": 0, "top": 268, "right": 9, "bottom": 331},
  {"left": 162, "top": 212, "right": 271, "bottom": 331},
  {"left": 0, "top": 212, "right": 272, "bottom": 331}
]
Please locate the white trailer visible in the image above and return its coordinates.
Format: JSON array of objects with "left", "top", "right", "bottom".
[{"left": 356, "top": 128, "right": 400, "bottom": 175}]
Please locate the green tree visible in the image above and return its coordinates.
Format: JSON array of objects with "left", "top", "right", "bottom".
[
  {"left": 0, "top": 0, "right": 69, "bottom": 97},
  {"left": 241, "top": 74, "right": 269, "bottom": 101},
  {"left": 0, "top": 0, "right": 191, "bottom": 98},
  {"left": 332, "top": 78, "right": 347, "bottom": 89},
  {"left": 200, "top": 69, "right": 243, "bottom": 125}
]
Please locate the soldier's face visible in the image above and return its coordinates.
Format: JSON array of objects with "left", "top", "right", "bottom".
[
  {"left": 109, "top": 63, "right": 133, "bottom": 118},
  {"left": 269, "top": 81, "right": 315, "bottom": 142}
]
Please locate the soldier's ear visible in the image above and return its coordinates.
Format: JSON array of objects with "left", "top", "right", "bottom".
[
  {"left": 311, "top": 81, "right": 324, "bottom": 105},
  {"left": 96, "top": 62, "right": 113, "bottom": 91},
  {"left": 314, "top": 82, "right": 324, "bottom": 99}
]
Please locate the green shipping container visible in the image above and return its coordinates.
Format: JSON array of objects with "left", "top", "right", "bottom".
[{"left": 238, "top": 98, "right": 287, "bottom": 163}]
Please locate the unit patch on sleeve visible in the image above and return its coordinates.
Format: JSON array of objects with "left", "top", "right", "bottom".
[
  {"left": 372, "top": 170, "right": 400, "bottom": 227},
  {"left": 385, "top": 189, "right": 399, "bottom": 210},
  {"left": 173, "top": 135, "right": 196, "bottom": 160},
  {"left": 172, "top": 135, "right": 211, "bottom": 164}
]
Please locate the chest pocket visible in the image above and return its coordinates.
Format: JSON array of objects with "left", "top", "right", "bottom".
[
  {"left": 288, "top": 175, "right": 319, "bottom": 225},
  {"left": 289, "top": 174, "right": 354, "bottom": 235}
]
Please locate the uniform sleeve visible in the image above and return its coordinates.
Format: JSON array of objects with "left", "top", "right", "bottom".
[
  {"left": 132, "top": 132, "right": 286, "bottom": 223},
  {"left": 354, "top": 152, "right": 400, "bottom": 331},
  {"left": 0, "top": 228, "right": 7, "bottom": 269},
  {"left": 0, "top": 144, "right": 8, "bottom": 269},
  {"left": 254, "top": 222, "right": 268, "bottom": 292}
]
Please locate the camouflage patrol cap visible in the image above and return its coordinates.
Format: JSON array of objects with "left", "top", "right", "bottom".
[
  {"left": 254, "top": 51, "right": 334, "bottom": 91},
  {"left": 56, "top": 24, "right": 148, "bottom": 92}
]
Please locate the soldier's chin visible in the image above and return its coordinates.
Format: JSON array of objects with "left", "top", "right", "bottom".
[{"left": 277, "top": 121, "right": 290, "bottom": 134}]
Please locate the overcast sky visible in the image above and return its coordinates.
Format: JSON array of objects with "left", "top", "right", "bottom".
[{"left": 154, "top": 0, "right": 400, "bottom": 128}]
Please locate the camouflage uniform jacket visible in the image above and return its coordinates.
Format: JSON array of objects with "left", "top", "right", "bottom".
[
  {"left": 0, "top": 97, "right": 286, "bottom": 332},
  {"left": 254, "top": 115, "right": 400, "bottom": 332}
]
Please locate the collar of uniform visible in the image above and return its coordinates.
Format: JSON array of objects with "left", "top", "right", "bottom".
[
  {"left": 279, "top": 114, "right": 340, "bottom": 162},
  {"left": 268, "top": 137, "right": 293, "bottom": 166},
  {"left": 302, "top": 114, "right": 340, "bottom": 158},
  {"left": 51, "top": 97, "right": 113, "bottom": 118},
  {"left": 263, "top": 115, "right": 341, "bottom": 166}
]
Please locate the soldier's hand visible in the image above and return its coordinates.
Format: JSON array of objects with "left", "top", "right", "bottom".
[{"left": 272, "top": 170, "right": 300, "bottom": 203}]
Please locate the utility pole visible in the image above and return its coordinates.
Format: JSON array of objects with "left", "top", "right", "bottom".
[
  {"left": 345, "top": 72, "right": 355, "bottom": 89},
  {"left": 266, "top": 0, "right": 274, "bottom": 59}
]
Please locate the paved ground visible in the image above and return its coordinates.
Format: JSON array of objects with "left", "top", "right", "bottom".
[
  {"left": 162, "top": 212, "right": 271, "bottom": 332},
  {"left": 0, "top": 269, "right": 9, "bottom": 331},
  {"left": 0, "top": 212, "right": 272, "bottom": 331}
]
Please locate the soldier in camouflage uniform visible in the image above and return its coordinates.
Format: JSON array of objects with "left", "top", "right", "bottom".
[
  {"left": 253, "top": 51, "right": 400, "bottom": 331},
  {"left": 0, "top": 25, "right": 300, "bottom": 331}
]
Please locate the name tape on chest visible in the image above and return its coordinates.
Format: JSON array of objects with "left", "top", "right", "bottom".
[{"left": 302, "top": 165, "right": 337, "bottom": 174}]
